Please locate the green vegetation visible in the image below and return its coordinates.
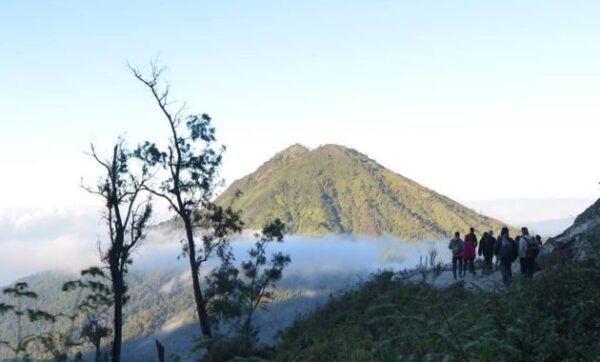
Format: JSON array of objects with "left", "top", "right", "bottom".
[
  {"left": 204, "top": 219, "right": 291, "bottom": 349},
  {"left": 85, "top": 138, "right": 154, "bottom": 362},
  {"left": 0, "top": 266, "right": 312, "bottom": 361},
  {"left": 270, "top": 259, "right": 600, "bottom": 361},
  {"left": 216, "top": 144, "right": 509, "bottom": 239},
  {"left": 0, "top": 270, "right": 203, "bottom": 361},
  {"left": 0, "top": 268, "right": 112, "bottom": 361},
  {"left": 131, "top": 63, "right": 244, "bottom": 341}
]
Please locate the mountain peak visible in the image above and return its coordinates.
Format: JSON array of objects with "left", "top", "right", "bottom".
[
  {"left": 279, "top": 143, "right": 310, "bottom": 155},
  {"left": 217, "top": 144, "right": 508, "bottom": 239}
]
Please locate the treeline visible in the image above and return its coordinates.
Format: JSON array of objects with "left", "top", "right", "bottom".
[{"left": 0, "top": 63, "right": 291, "bottom": 362}]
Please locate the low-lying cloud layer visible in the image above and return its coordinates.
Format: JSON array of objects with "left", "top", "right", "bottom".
[
  {"left": 0, "top": 207, "right": 104, "bottom": 284},
  {"left": 0, "top": 207, "right": 452, "bottom": 286}
]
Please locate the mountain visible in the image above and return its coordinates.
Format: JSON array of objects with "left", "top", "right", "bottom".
[
  {"left": 538, "top": 198, "right": 600, "bottom": 267},
  {"left": 216, "top": 144, "right": 509, "bottom": 239}
]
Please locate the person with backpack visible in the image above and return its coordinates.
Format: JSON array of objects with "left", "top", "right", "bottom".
[
  {"left": 448, "top": 231, "right": 464, "bottom": 281},
  {"left": 515, "top": 235, "right": 523, "bottom": 273},
  {"left": 462, "top": 227, "right": 478, "bottom": 276},
  {"left": 520, "top": 227, "right": 539, "bottom": 277},
  {"left": 495, "top": 226, "right": 518, "bottom": 286},
  {"left": 478, "top": 230, "right": 496, "bottom": 274}
]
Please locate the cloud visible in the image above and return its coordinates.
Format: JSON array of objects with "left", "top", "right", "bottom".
[
  {"left": 0, "top": 206, "right": 455, "bottom": 287},
  {"left": 0, "top": 206, "right": 104, "bottom": 243},
  {"left": 0, "top": 207, "right": 104, "bottom": 285}
]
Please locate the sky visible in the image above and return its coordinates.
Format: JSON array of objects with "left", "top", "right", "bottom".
[{"left": 1, "top": 1, "right": 600, "bottom": 210}]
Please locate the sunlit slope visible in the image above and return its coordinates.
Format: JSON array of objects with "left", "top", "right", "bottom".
[{"left": 216, "top": 144, "right": 508, "bottom": 239}]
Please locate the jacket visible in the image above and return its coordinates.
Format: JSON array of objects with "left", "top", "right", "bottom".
[
  {"left": 463, "top": 232, "right": 478, "bottom": 259},
  {"left": 478, "top": 233, "right": 496, "bottom": 258},
  {"left": 448, "top": 237, "right": 464, "bottom": 257},
  {"left": 519, "top": 235, "right": 533, "bottom": 259},
  {"left": 495, "top": 235, "right": 518, "bottom": 263}
]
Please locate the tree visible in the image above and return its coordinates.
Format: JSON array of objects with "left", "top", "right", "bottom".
[
  {"left": 63, "top": 267, "right": 113, "bottom": 362},
  {"left": 81, "top": 317, "right": 110, "bottom": 362},
  {"left": 85, "top": 139, "right": 153, "bottom": 362},
  {"left": 205, "top": 219, "right": 291, "bottom": 348},
  {"left": 39, "top": 267, "right": 113, "bottom": 362},
  {"left": 0, "top": 283, "right": 56, "bottom": 361},
  {"left": 0, "top": 267, "right": 112, "bottom": 361},
  {"left": 130, "top": 63, "right": 243, "bottom": 339}
]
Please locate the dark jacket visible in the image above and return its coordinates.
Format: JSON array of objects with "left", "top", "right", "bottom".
[
  {"left": 494, "top": 235, "right": 518, "bottom": 263},
  {"left": 478, "top": 233, "right": 496, "bottom": 259}
]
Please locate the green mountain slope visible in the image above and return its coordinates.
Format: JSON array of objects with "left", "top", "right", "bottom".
[
  {"left": 272, "top": 264, "right": 600, "bottom": 361},
  {"left": 216, "top": 144, "right": 508, "bottom": 239}
]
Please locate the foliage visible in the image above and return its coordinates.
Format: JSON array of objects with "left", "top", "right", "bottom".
[
  {"left": 85, "top": 137, "right": 154, "bottom": 362},
  {"left": 0, "top": 267, "right": 111, "bottom": 361},
  {"left": 216, "top": 144, "right": 510, "bottom": 239},
  {"left": 0, "top": 265, "right": 348, "bottom": 361},
  {"left": 203, "top": 219, "right": 291, "bottom": 354},
  {"left": 0, "top": 270, "right": 195, "bottom": 359},
  {"left": 416, "top": 248, "right": 444, "bottom": 285},
  {"left": 0, "top": 282, "right": 53, "bottom": 360},
  {"left": 131, "top": 62, "right": 244, "bottom": 339},
  {"left": 273, "top": 258, "right": 600, "bottom": 361}
]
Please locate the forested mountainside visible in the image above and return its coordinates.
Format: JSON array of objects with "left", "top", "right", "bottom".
[
  {"left": 0, "top": 270, "right": 197, "bottom": 359},
  {"left": 216, "top": 144, "right": 509, "bottom": 239},
  {"left": 0, "top": 268, "right": 342, "bottom": 361}
]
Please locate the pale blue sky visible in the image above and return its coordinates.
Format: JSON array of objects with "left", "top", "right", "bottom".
[{"left": 1, "top": 1, "right": 600, "bottom": 207}]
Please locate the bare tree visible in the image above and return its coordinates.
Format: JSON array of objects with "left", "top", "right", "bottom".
[
  {"left": 85, "top": 138, "right": 153, "bottom": 362},
  {"left": 130, "top": 62, "right": 242, "bottom": 339}
]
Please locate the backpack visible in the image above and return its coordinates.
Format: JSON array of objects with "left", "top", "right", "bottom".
[
  {"left": 525, "top": 236, "right": 540, "bottom": 259},
  {"left": 499, "top": 236, "right": 515, "bottom": 261},
  {"left": 451, "top": 238, "right": 463, "bottom": 256}
]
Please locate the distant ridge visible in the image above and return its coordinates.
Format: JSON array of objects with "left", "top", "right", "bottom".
[{"left": 216, "top": 144, "right": 510, "bottom": 239}]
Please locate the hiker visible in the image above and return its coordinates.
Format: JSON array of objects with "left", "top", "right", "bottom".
[
  {"left": 515, "top": 235, "right": 522, "bottom": 273},
  {"left": 448, "top": 231, "right": 464, "bottom": 281},
  {"left": 462, "top": 227, "right": 478, "bottom": 276},
  {"left": 535, "top": 235, "right": 543, "bottom": 271},
  {"left": 478, "top": 230, "right": 496, "bottom": 274},
  {"left": 535, "top": 234, "right": 543, "bottom": 246},
  {"left": 494, "top": 236, "right": 501, "bottom": 270},
  {"left": 495, "top": 226, "right": 518, "bottom": 286},
  {"left": 520, "top": 227, "right": 539, "bottom": 277}
]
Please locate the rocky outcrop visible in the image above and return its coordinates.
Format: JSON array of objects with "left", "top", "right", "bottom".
[{"left": 537, "top": 199, "right": 600, "bottom": 268}]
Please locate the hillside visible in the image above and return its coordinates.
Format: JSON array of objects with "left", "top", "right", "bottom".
[
  {"left": 0, "top": 267, "right": 342, "bottom": 361},
  {"left": 267, "top": 199, "right": 600, "bottom": 361},
  {"left": 271, "top": 262, "right": 600, "bottom": 361},
  {"left": 538, "top": 198, "right": 600, "bottom": 267},
  {"left": 216, "top": 144, "right": 508, "bottom": 239}
]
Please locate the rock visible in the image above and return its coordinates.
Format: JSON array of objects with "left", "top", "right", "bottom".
[
  {"left": 536, "top": 244, "right": 556, "bottom": 269},
  {"left": 537, "top": 198, "right": 600, "bottom": 268}
]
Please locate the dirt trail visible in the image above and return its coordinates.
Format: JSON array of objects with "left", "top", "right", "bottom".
[{"left": 400, "top": 263, "right": 521, "bottom": 291}]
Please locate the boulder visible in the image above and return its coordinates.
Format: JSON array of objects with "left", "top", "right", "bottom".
[{"left": 537, "top": 198, "right": 600, "bottom": 268}]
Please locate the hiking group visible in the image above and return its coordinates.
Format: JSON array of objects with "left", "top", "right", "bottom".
[{"left": 448, "top": 227, "right": 543, "bottom": 285}]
